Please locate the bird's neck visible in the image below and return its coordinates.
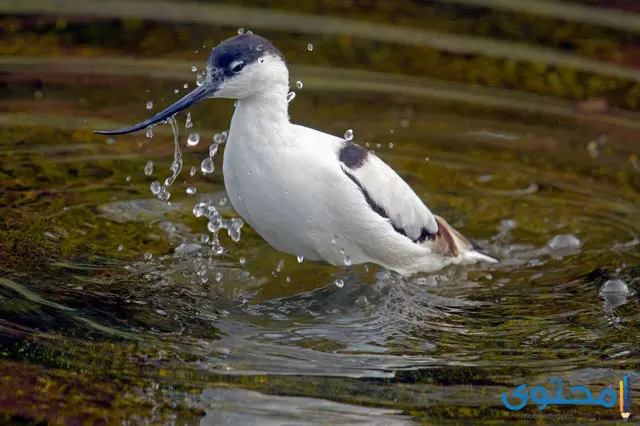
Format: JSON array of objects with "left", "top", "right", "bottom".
[{"left": 232, "top": 86, "right": 291, "bottom": 134}]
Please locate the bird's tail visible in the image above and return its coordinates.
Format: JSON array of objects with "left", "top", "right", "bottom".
[{"left": 432, "top": 215, "right": 499, "bottom": 264}]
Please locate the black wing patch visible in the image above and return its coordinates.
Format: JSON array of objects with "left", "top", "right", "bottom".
[{"left": 342, "top": 170, "right": 435, "bottom": 244}]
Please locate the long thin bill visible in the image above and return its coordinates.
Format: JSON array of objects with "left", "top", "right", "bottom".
[{"left": 93, "top": 83, "right": 215, "bottom": 135}]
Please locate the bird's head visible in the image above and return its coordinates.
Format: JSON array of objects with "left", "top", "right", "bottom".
[{"left": 94, "top": 33, "right": 288, "bottom": 135}]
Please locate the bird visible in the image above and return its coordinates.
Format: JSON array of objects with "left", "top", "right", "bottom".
[{"left": 94, "top": 33, "right": 498, "bottom": 276}]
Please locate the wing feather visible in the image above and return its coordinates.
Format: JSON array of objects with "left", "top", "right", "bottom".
[{"left": 338, "top": 143, "right": 438, "bottom": 242}]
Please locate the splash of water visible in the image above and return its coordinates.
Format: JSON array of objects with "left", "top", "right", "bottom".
[{"left": 148, "top": 116, "right": 183, "bottom": 202}]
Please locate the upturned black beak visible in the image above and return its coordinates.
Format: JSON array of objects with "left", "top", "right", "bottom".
[{"left": 93, "top": 82, "right": 217, "bottom": 135}]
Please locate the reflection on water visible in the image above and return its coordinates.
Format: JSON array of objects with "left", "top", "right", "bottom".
[{"left": 1, "top": 0, "right": 639, "bottom": 424}]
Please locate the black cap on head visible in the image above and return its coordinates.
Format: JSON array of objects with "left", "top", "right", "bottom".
[{"left": 93, "top": 33, "right": 284, "bottom": 136}]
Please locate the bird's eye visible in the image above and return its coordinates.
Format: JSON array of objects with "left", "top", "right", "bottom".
[{"left": 232, "top": 62, "right": 245, "bottom": 73}]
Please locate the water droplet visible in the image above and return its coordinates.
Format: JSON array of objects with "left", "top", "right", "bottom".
[
  {"left": 144, "top": 161, "right": 154, "bottom": 176},
  {"left": 189, "top": 166, "right": 197, "bottom": 176},
  {"left": 183, "top": 83, "right": 189, "bottom": 89},
  {"left": 193, "top": 203, "right": 205, "bottom": 217},
  {"left": 307, "top": 43, "right": 313, "bottom": 51},
  {"left": 227, "top": 218, "right": 244, "bottom": 242},
  {"left": 344, "top": 255, "right": 352, "bottom": 266},
  {"left": 201, "top": 157, "right": 214, "bottom": 174},
  {"left": 157, "top": 187, "right": 171, "bottom": 201},
  {"left": 287, "top": 91, "right": 296, "bottom": 103},
  {"left": 146, "top": 100, "right": 153, "bottom": 110},
  {"left": 117, "top": 245, "right": 123, "bottom": 252},
  {"left": 256, "top": 44, "right": 262, "bottom": 51},
  {"left": 209, "top": 142, "right": 220, "bottom": 157},
  {"left": 213, "top": 131, "right": 228, "bottom": 144},
  {"left": 296, "top": 80, "right": 303, "bottom": 89},
  {"left": 196, "top": 71, "right": 206, "bottom": 87},
  {"left": 238, "top": 28, "right": 245, "bottom": 34},
  {"left": 186, "top": 187, "right": 197, "bottom": 195},
  {"left": 239, "top": 256, "right": 246, "bottom": 265},
  {"left": 125, "top": 176, "right": 131, "bottom": 182},
  {"left": 191, "top": 66, "right": 197, "bottom": 72},
  {"left": 297, "top": 255, "right": 304, "bottom": 263},
  {"left": 344, "top": 129, "right": 353, "bottom": 141},
  {"left": 150, "top": 180, "right": 161, "bottom": 195},
  {"left": 548, "top": 234, "right": 582, "bottom": 250},
  {"left": 187, "top": 133, "right": 200, "bottom": 147},
  {"left": 335, "top": 279, "right": 344, "bottom": 288},
  {"left": 143, "top": 252, "right": 153, "bottom": 260}
]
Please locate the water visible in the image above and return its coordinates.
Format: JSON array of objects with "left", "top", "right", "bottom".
[{"left": 1, "top": 2, "right": 640, "bottom": 425}]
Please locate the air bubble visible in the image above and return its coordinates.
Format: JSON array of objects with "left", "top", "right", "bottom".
[
  {"left": 144, "top": 252, "right": 153, "bottom": 260},
  {"left": 146, "top": 127, "right": 153, "bottom": 138},
  {"left": 117, "top": 245, "right": 123, "bottom": 252},
  {"left": 296, "top": 81, "right": 303, "bottom": 89},
  {"left": 344, "top": 129, "right": 353, "bottom": 141},
  {"left": 144, "top": 160, "right": 154, "bottom": 176},
  {"left": 201, "top": 158, "right": 214, "bottom": 174},
  {"left": 307, "top": 43, "right": 313, "bottom": 51},
  {"left": 186, "top": 187, "right": 197, "bottom": 195},
  {"left": 189, "top": 166, "right": 197, "bottom": 176},
  {"left": 174, "top": 89, "right": 179, "bottom": 94},
  {"left": 238, "top": 28, "right": 245, "bottom": 34},
  {"left": 335, "top": 279, "right": 344, "bottom": 288},
  {"left": 185, "top": 112, "right": 193, "bottom": 129},
  {"left": 257, "top": 44, "right": 263, "bottom": 51},
  {"left": 331, "top": 235, "right": 338, "bottom": 244},
  {"left": 187, "top": 133, "right": 200, "bottom": 147},
  {"left": 125, "top": 176, "right": 131, "bottom": 182},
  {"left": 191, "top": 66, "right": 197, "bottom": 72},
  {"left": 239, "top": 256, "right": 246, "bottom": 265},
  {"left": 183, "top": 83, "right": 189, "bottom": 89},
  {"left": 389, "top": 142, "right": 394, "bottom": 148},
  {"left": 297, "top": 255, "right": 304, "bottom": 263},
  {"left": 146, "top": 101, "right": 153, "bottom": 110},
  {"left": 344, "top": 255, "right": 352, "bottom": 266},
  {"left": 287, "top": 91, "right": 296, "bottom": 103}
]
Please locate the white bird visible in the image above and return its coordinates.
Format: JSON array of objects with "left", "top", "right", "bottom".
[{"left": 95, "top": 33, "right": 498, "bottom": 276}]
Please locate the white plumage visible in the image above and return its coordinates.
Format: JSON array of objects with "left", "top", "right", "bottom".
[{"left": 95, "top": 33, "right": 498, "bottom": 276}]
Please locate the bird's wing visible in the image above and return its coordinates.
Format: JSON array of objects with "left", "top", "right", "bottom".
[{"left": 338, "top": 142, "right": 439, "bottom": 242}]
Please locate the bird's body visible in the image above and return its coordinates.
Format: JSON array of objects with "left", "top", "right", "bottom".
[{"left": 95, "top": 33, "right": 498, "bottom": 276}]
